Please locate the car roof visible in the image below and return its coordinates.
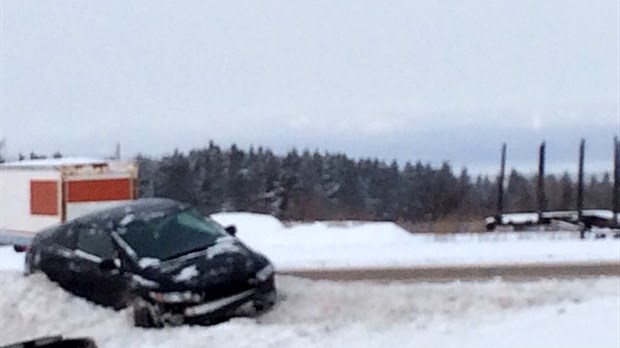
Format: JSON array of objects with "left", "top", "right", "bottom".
[{"left": 71, "top": 198, "right": 187, "bottom": 227}]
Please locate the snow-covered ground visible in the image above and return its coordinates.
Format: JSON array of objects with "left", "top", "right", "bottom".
[
  {"left": 1, "top": 214, "right": 618, "bottom": 347},
  {"left": 0, "top": 247, "right": 25, "bottom": 271},
  {"left": 0, "top": 269, "right": 618, "bottom": 348},
  {"left": 211, "top": 213, "right": 620, "bottom": 270}
]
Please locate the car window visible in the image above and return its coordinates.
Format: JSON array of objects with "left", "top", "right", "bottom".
[
  {"left": 76, "top": 225, "right": 115, "bottom": 259},
  {"left": 119, "top": 210, "right": 226, "bottom": 260},
  {"left": 49, "top": 225, "right": 77, "bottom": 249}
]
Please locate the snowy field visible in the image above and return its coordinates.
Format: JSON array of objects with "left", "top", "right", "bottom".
[{"left": 212, "top": 213, "right": 620, "bottom": 270}]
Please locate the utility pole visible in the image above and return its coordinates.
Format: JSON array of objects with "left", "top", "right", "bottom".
[
  {"left": 114, "top": 142, "right": 121, "bottom": 160},
  {"left": 613, "top": 136, "right": 619, "bottom": 227},
  {"left": 0, "top": 138, "right": 5, "bottom": 164},
  {"left": 537, "top": 141, "right": 547, "bottom": 224},
  {"left": 496, "top": 143, "right": 507, "bottom": 225},
  {"left": 577, "top": 139, "right": 585, "bottom": 239}
]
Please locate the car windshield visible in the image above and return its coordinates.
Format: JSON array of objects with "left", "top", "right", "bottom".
[{"left": 118, "top": 210, "right": 228, "bottom": 261}]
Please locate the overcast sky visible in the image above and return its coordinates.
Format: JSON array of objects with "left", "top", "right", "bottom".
[{"left": 1, "top": 1, "right": 618, "bottom": 174}]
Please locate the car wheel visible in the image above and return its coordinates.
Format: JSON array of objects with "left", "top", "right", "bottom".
[
  {"left": 132, "top": 299, "right": 162, "bottom": 328},
  {"left": 254, "top": 290, "right": 277, "bottom": 314}
]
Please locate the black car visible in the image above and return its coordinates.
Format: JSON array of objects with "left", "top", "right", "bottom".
[
  {"left": 24, "top": 198, "right": 277, "bottom": 327},
  {"left": 2, "top": 336, "right": 97, "bottom": 348}
]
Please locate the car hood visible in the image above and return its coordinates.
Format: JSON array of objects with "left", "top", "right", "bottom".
[{"left": 129, "top": 236, "right": 270, "bottom": 293}]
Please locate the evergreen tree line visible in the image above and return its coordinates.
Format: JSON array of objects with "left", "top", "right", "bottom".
[{"left": 133, "top": 142, "right": 614, "bottom": 222}]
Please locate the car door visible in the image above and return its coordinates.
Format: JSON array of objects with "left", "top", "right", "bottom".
[
  {"left": 74, "top": 224, "right": 130, "bottom": 308},
  {"left": 37, "top": 225, "right": 79, "bottom": 289}
]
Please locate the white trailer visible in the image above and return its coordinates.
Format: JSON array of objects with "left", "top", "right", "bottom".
[{"left": 0, "top": 158, "right": 138, "bottom": 245}]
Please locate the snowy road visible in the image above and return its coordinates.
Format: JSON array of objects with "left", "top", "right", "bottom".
[
  {"left": 1, "top": 271, "right": 618, "bottom": 348},
  {"left": 283, "top": 261, "right": 620, "bottom": 281}
]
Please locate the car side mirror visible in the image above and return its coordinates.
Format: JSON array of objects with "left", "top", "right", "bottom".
[
  {"left": 99, "top": 259, "right": 119, "bottom": 272},
  {"left": 13, "top": 244, "right": 29, "bottom": 253},
  {"left": 225, "top": 225, "right": 237, "bottom": 236}
]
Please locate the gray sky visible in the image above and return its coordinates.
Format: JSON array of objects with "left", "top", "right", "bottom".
[{"left": 1, "top": 0, "right": 618, "bottom": 174}]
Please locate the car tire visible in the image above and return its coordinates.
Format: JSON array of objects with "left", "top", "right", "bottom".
[
  {"left": 254, "top": 290, "right": 277, "bottom": 314},
  {"left": 132, "top": 300, "right": 162, "bottom": 328}
]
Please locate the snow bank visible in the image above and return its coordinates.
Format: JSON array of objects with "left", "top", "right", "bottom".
[
  {"left": 1, "top": 271, "right": 618, "bottom": 348},
  {"left": 0, "top": 246, "right": 24, "bottom": 271},
  {"left": 212, "top": 212, "right": 412, "bottom": 246},
  {"left": 212, "top": 213, "right": 620, "bottom": 271},
  {"left": 379, "top": 296, "right": 620, "bottom": 348}
]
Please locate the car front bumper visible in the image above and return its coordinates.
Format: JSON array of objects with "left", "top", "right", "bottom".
[{"left": 141, "top": 277, "right": 277, "bottom": 326}]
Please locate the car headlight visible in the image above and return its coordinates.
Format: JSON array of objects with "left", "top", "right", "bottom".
[
  {"left": 256, "top": 264, "right": 275, "bottom": 282},
  {"left": 148, "top": 291, "right": 202, "bottom": 303}
]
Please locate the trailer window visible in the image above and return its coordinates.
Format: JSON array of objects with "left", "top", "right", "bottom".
[{"left": 30, "top": 180, "right": 59, "bottom": 216}]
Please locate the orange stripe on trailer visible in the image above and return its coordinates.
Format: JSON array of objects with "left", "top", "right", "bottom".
[
  {"left": 30, "top": 180, "right": 59, "bottom": 215},
  {"left": 67, "top": 179, "right": 132, "bottom": 202}
]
